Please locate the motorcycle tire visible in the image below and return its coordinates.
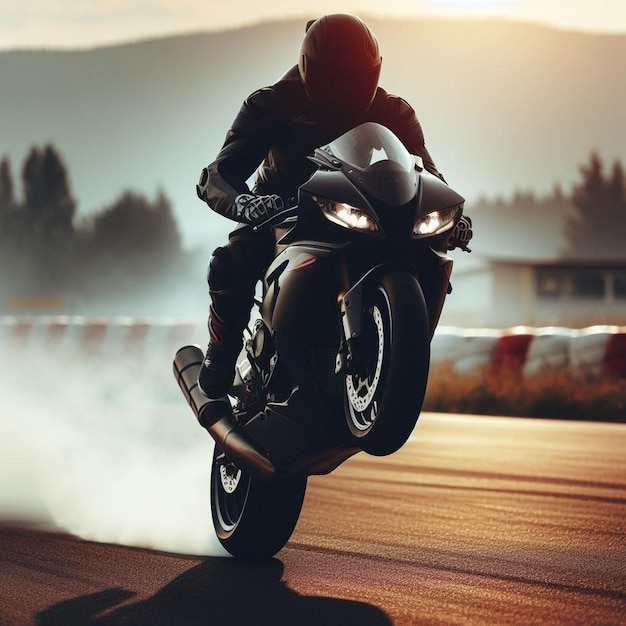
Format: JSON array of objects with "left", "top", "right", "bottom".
[
  {"left": 211, "top": 444, "right": 307, "bottom": 560},
  {"left": 344, "top": 269, "right": 430, "bottom": 456}
]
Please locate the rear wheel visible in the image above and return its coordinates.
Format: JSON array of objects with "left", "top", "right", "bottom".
[
  {"left": 211, "top": 445, "right": 307, "bottom": 560},
  {"left": 345, "top": 270, "right": 430, "bottom": 456}
]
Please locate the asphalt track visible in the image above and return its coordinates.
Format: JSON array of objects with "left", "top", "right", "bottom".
[{"left": 1, "top": 413, "right": 625, "bottom": 625}]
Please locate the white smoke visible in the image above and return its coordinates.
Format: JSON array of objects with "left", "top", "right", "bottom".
[{"left": 0, "top": 349, "right": 229, "bottom": 557}]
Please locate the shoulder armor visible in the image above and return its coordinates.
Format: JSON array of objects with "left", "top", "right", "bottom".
[
  {"left": 386, "top": 95, "right": 416, "bottom": 123},
  {"left": 245, "top": 87, "right": 275, "bottom": 112}
]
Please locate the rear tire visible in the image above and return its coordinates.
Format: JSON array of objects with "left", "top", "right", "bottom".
[
  {"left": 345, "top": 270, "right": 430, "bottom": 456},
  {"left": 211, "top": 445, "right": 307, "bottom": 560}
]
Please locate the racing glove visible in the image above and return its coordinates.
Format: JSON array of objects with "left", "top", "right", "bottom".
[
  {"left": 196, "top": 165, "right": 285, "bottom": 225},
  {"left": 448, "top": 215, "right": 473, "bottom": 252},
  {"left": 234, "top": 193, "right": 284, "bottom": 225}
]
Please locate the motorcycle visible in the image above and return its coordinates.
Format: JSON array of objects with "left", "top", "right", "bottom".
[{"left": 173, "top": 122, "right": 465, "bottom": 560}]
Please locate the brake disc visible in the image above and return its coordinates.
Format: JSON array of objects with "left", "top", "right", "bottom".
[
  {"left": 219, "top": 463, "right": 242, "bottom": 493},
  {"left": 346, "top": 305, "right": 384, "bottom": 413}
]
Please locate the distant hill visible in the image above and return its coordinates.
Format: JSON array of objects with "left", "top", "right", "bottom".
[{"left": 1, "top": 18, "right": 625, "bottom": 253}]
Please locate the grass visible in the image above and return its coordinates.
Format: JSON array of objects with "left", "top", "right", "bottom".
[{"left": 424, "top": 364, "right": 626, "bottom": 423}]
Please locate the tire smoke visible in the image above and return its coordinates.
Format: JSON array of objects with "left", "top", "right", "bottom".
[{"left": 0, "top": 350, "right": 229, "bottom": 557}]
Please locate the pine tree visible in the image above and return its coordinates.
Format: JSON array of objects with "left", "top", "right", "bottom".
[
  {"left": 564, "top": 152, "right": 626, "bottom": 258},
  {"left": 22, "top": 144, "right": 76, "bottom": 244},
  {"left": 91, "top": 189, "right": 181, "bottom": 266},
  {"left": 0, "top": 158, "right": 14, "bottom": 217}
]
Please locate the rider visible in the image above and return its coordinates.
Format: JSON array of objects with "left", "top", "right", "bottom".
[{"left": 196, "top": 14, "right": 472, "bottom": 408}]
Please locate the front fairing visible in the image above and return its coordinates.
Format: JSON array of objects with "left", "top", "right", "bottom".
[
  {"left": 417, "top": 169, "right": 465, "bottom": 218},
  {"left": 294, "top": 122, "right": 464, "bottom": 243},
  {"left": 270, "top": 122, "right": 463, "bottom": 328}
]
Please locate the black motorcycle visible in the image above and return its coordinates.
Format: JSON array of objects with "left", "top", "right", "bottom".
[{"left": 174, "top": 122, "right": 465, "bottom": 559}]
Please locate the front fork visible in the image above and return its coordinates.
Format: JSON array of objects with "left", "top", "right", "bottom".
[
  {"left": 418, "top": 249, "right": 454, "bottom": 337},
  {"left": 334, "top": 249, "right": 453, "bottom": 374},
  {"left": 335, "top": 261, "right": 386, "bottom": 376}
]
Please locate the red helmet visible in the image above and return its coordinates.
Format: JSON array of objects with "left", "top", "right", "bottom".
[{"left": 298, "top": 14, "right": 382, "bottom": 115}]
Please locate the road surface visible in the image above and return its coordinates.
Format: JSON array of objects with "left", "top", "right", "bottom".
[{"left": 1, "top": 413, "right": 625, "bottom": 625}]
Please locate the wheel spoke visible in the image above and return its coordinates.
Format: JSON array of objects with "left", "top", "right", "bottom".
[
  {"left": 213, "top": 453, "right": 251, "bottom": 532},
  {"left": 354, "top": 375, "right": 370, "bottom": 396}
]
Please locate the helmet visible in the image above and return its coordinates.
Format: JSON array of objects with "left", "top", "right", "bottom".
[{"left": 298, "top": 14, "right": 382, "bottom": 115}]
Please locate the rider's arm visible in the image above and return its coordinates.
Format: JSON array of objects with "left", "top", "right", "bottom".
[
  {"left": 384, "top": 95, "right": 445, "bottom": 182},
  {"left": 199, "top": 89, "right": 279, "bottom": 223}
]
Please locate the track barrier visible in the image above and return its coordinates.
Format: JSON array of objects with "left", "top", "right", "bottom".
[
  {"left": 431, "top": 325, "right": 626, "bottom": 379},
  {"left": 0, "top": 316, "right": 208, "bottom": 362},
  {"left": 1, "top": 316, "right": 625, "bottom": 379}
]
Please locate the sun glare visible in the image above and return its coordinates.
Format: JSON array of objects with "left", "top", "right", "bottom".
[{"left": 423, "top": 0, "right": 521, "bottom": 17}]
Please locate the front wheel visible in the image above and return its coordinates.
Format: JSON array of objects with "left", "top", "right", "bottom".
[
  {"left": 345, "top": 270, "right": 430, "bottom": 456},
  {"left": 211, "top": 445, "right": 307, "bottom": 560}
]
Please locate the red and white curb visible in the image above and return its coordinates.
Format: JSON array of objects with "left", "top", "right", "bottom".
[
  {"left": 1, "top": 317, "right": 625, "bottom": 379},
  {"left": 432, "top": 325, "right": 626, "bottom": 379},
  {"left": 0, "top": 316, "right": 208, "bottom": 360}
]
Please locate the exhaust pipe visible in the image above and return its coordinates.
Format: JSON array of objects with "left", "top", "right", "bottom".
[{"left": 173, "top": 345, "right": 275, "bottom": 480}]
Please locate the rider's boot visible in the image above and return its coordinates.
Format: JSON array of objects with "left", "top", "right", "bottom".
[{"left": 198, "top": 303, "right": 244, "bottom": 399}]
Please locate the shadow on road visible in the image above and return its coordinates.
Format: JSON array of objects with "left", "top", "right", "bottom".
[{"left": 36, "top": 557, "right": 392, "bottom": 626}]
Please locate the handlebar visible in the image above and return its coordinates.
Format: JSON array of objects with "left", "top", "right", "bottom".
[{"left": 252, "top": 206, "right": 298, "bottom": 232}]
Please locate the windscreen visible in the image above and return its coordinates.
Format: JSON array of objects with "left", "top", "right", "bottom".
[{"left": 326, "top": 123, "right": 418, "bottom": 205}]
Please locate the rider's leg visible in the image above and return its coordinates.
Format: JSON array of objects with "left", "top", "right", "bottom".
[{"left": 198, "top": 226, "right": 275, "bottom": 399}]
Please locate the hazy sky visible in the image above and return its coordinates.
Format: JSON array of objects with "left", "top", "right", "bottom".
[{"left": 1, "top": 0, "right": 625, "bottom": 50}]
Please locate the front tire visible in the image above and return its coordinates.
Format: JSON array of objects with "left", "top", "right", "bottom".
[
  {"left": 211, "top": 445, "right": 307, "bottom": 560},
  {"left": 345, "top": 270, "right": 430, "bottom": 456}
]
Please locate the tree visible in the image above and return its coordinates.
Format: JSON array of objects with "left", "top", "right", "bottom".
[
  {"left": 7, "top": 145, "right": 79, "bottom": 292},
  {"left": 564, "top": 152, "right": 626, "bottom": 258},
  {"left": 1, "top": 144, "right": 190, "bottom": 310},
  {"left": 0, "top": 158, "right": 16, "bottom": 272},
  {"left": 91, "top": 189, "right": 181, "bottom": 263},
  {"left": 0, "top": 158, "right": 15, "bottom": 217},
  {"left": 22, "top": 144, "right": 76, "bottom": 244},
  {"left": 0, "top": 158, "right": 16, "bottom": 249}
]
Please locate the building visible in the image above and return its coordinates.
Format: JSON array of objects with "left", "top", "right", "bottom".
[{"left": 440, "top": 255, "right": 626, "bottom": 328}]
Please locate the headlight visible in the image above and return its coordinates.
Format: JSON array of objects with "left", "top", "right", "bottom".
[
  {"left": 412, "top": 206, "right": 460, "bottom": 238},
  {"left": 315, "top": 197, "right": 380, "bottom": 233}
]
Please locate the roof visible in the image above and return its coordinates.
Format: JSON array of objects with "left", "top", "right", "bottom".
[{"left": 469, "top": 253, "right": 626, "bottom": 268}]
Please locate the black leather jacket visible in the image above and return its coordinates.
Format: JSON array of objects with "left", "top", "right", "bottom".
[{"left": 204, "top": 66, "right": 443, "bottom": 223}]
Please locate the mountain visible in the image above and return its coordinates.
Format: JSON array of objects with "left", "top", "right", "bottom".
[{"left": 1, "top": 18, "right": 625, "bottom": 252}]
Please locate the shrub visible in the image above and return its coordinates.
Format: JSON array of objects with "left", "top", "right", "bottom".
[{"left": 424, "top": 363, "right": 626, "bottom": 422}]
